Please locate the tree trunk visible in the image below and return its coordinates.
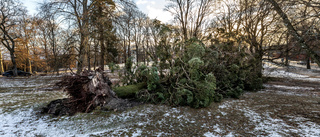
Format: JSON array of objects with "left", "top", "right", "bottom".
[
  {"left": 136, "top": 44, "right": 139, "bottom": 64},
  {"left": 127, "top": 23, "right": 131, "bottom": 59},
  {"left": 0, "top": 49, "right": 4, "bottom": 74},
  {"left": 10, "top": 50, "right": 18, "bottom": 76},
  {"left": 306, "top": 55, "right": 311, "bottom": 69},
  {"left": 43, "top": 30, "right": 49, "bottom": 73},
  {"left": 285, "top": 32, "right": 289, "bottom": 66},
  {"left": 78, "top": 36, "right": 86, "bottom": 73},
  {"left": 143, "top": 43, "right": 146, "bottom": 65},
  {"left": 128, "top": 40, "right": 131, "bottom": 59},
  {"left": 77, "top": 0, "right": 90, "bottom": 74},
  {"left": 54, "top": 57, "right": 59, "bottom": 75},
  {"left": 93, "top": 38, "right": 98, "bottom": 70},
  {"left": 124, "top": 40, "right": 127, "bottom": 63},
  {"left": 26, "top": 46, "right": 32, "bottom": 73},
  {"left": 100, "top": 29, "right": 105, "bottom": 70},
  {"left": 87, "top": 41, "right": 91, "bottom": 71}
]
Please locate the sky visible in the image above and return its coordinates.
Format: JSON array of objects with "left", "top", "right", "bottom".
[
  {"left": 22, "top": 0, "right": 173, "bottom": 23},
  {"left": 135, "top": 0, "right": 173, "bottom": 23}
]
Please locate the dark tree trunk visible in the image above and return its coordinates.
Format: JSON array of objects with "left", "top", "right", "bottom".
[
  {"left": 93, "top": 38, "right": 98, "bottom": 70},
  {"left": 285, "top": 32, "right": 289, "bottom": 66},
  {"left": 77, "top": 0, "right": 90, "bottom": 74},
  {"left": 10, "top": 51, "right": 18, "bottom": 76},
  {"left": 100, "top": 31, "right": 105, "bottom": 70},
  {"left": 307, "top": 56, "right": 311, "bottom": 69},
  {"left": 0, "top": 50, "right": 4, "bottom": 74},
  {"left": 124, "top": 40, "right": 127, "bottom": 63},
  {"left": 136, "top": 44, "right": 139, "bottom": 64}
]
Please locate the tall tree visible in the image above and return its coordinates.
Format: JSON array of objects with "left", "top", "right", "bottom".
[
  {"left": 0, "top": 0, "right": 25, "bottom": 76},
  {"left": 91, "top": 0, "right": 116, "bottom": 70},
  {"left": 132, "top": 11, "right": 146, "bottom": 64},
  {"left": 35, "top": 18, "right": 50, "bottom": 73},
  {"left": 19, "top": 15, "right": 35, "bottom": 73},
  {"left": 43, "top": 0, "right": 91, "bottom": 73},
  {"left": 39, "top": 4, "right": 62, "bottom": 74},
  {"left": 241, "top": 0, "right": 276, "bottom": 76}
]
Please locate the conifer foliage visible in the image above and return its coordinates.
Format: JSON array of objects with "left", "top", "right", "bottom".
[{"left": 121, "top": 38, "right": 263, "bottom": 108}]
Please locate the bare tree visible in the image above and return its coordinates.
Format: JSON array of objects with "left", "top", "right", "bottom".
[
  {"left": 132, "top": 11, "right": 146, "bottom": 64},
  {"left": 39, "top": 4, "right": 63, "bottom": 75},
  {"left": 209, "top": 0, "right": 277, "bottom": 76},
  {"left": 115, "top": 5, "right": 137, "bottom": 63},
  {"left": 266, "top": 0, "right": 320, "bottom": 67},
  {"left": 165, "top": 0, "right": 214, "bottom": 41},
  {"left": 19, "top": 15, "right": 34, "bottom": 73},
  {"left": 35, "top": 18, "right": 50, "bottom": 73},
  {"left": 0, "top": 0, "right": 25, "bottom": 76},
  {"left": 42, "top": 0, "right": 92, "bottom": 73}
]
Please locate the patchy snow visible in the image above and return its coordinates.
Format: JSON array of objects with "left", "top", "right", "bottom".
[
  {"left": 203, "top": 132, "right": 218, "bottom": 137},
  {"left": 213, "top": 124, "right": 222, "bottom": 134},
  {"left": 217, "top": 99, "right": 320, "bottom": 137},
  {"left": 263, "top": 62, "right": 320, "bottom": 82},
  {"left": 264, "top": 84, "right": 315, "bottom": 90},
  {"left": 261, "top": 84, "right": 319, "bottom": 97},
  {"left": 265, "top": 69, "right": 308, "bottom": 78},
  {"left": 132, "top": 129, "right": 142, "bottom": 137},
  {"left": 242, "top": 108, "right": 292, "bottom": 136},
  {"left": 225, "top": 132, "right": 235, "bottom": 137},
  {"left": 0, "top": 106, "right": 149, "bottom": 137}
]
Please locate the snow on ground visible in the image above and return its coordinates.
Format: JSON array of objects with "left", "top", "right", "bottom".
[
  {"left": 217, "top": 99, "right": 320, "bottom": 137},
  {"left": 0, "top": 77, "right": 60, "bottom": 90},
  {"left": 263, "top": 62, "right": 320, "bottom": 82},
  {"left": 0, "top": 106, "right": 146, "bottom": 136},
  {"left": 0, "top": 65, "right": 320, "bottom": 136},
  {"left": 264, "top": 84, "right": 315, "bottom": 90}
]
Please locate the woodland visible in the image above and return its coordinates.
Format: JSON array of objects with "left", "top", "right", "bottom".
[{"left": 1, "top": 0, "right": 320, "bottom": 110}]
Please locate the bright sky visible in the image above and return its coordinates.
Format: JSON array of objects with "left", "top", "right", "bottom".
[
  {"left": 22, "top": 0, "right": 173, "bottom": 23},
  {"left": 135, "top": 0, "right": 173, "bottom": 23}
]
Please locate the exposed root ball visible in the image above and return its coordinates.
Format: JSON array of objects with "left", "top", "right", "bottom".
[{"left": 45, "top": 68, "right": 117, "bottom": 115}]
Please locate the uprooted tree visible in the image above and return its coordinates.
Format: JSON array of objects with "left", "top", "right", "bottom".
[{"left": 43, "top": 68, "right": 117, "bottom": 116}]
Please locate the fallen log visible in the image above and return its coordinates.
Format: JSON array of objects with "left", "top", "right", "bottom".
[{"left": 113, "top": 83, "right": 147, "bottom": 98}]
